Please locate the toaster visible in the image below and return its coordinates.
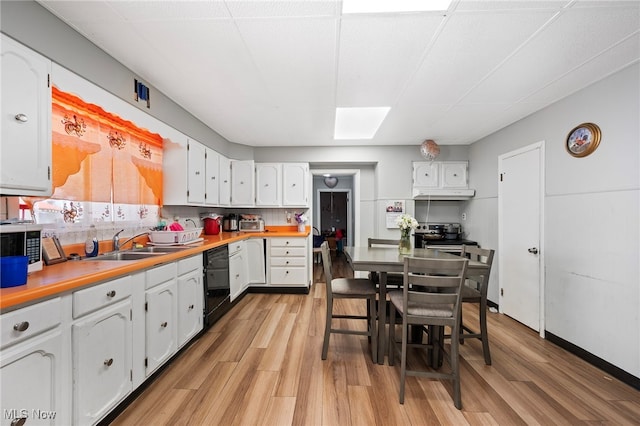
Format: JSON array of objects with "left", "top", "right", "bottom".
[{"left": 238, "top": 219, "right": 265, "bottom": 232}]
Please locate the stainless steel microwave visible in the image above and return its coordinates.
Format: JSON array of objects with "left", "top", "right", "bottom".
[{"left": 0, "top": 223, "right": 43, "bottom": 273}]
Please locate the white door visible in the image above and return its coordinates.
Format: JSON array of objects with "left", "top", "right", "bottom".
[
  {"left": 177, "top": 269, "right": 202, "bottom": 347},
  {"left": 498, "top": 142, "right": 544, "bottom": 333},
  {"left": 145, "top": 280, "right": 177, "bottom": 375}
]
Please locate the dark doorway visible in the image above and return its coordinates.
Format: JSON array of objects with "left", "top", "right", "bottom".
[{"left": 320, "top": 191, "right": 348, "bottom": 243}]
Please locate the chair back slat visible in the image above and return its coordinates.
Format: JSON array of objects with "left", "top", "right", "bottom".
[
  {"left": 320, "top": 241, "right": 333, "bottom": 296},
  {"left": 401, "top": 256, "right": 468, "bottom": 322}
]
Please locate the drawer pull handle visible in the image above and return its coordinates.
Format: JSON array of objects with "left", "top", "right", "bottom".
[
  {"left": 161, "top": 322, "right": 168, "bottom": 328},
  {"left": 106, "top": 290, "right": 116, "bottom": 297},
  {"left": 13, "top": 322, "right": 29, "bottom": 332},
  {"left": 285, "top": 270, "right": 289, "bottom": 274},
  {"left": 286, "top": 251, "right": 289, "bottom": 255},
  {"left": 188, "top": 304, "right": 194, "bottom": 310},
  {"left": 286, "top": 261, "right": 289, "bottom": 264},
  {"left": 14, "top": 113, "right": 28, "bottom": 123},
  {"left": 11, "top": 417, "right": 27, "bottom": 426},
  {"left": 104, "top": 358, "right": 114, "bottom": 367}
]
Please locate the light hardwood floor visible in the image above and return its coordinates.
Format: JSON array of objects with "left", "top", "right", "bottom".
[{"left": 111, "top": 254, "right": 640, "bottom": 425}]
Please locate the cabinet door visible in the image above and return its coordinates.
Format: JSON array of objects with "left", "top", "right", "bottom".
[
  {"left": 441, "top": 162, "right": 468, "bottom": 188},
  {"left": 187, "top": 140, "right": 206, "bottom": 204},
  {"left": 413, "top": 162, "right": 439, "bottom": 188},
  {"left": 177, "top": 269, "right": 203, "bottom": 348},
  {"left": 145, "top": 280, "right": 178, "bottom": 375},
  {"left": 72, "top": 300, "right": 132, "bottom": 425},
  {"left": 229, "top": 251, "right": 246, "bottom": 302},
  {"left": 218, "top": 155, "right": 231, "bottom": 206},
  {"left": 204, "top": 148, "right": 220, "bottom": 206},
  {"left": 1, "top": 34, "right": 52, "bottom": 196},
  {"left": 255, "top": 163, "right": 281, "bottom": 206},
  {"left": 1, "top": 329, "right": 64, "bottom": 426},
  {"left": 245, "top": 239, "right": 266, "bottom": 285},
  {"left": 282, "top": 163, "right": 309, "bottom": 206},
  {"left": 231, "top": 160, "right": 255, "bottom": 206}
]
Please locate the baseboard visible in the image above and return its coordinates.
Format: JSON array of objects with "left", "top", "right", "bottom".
[{"left": 545, "top": 331, "right": 640, "bottom": 391}]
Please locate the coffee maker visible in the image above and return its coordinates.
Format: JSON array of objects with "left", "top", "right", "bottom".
[{"left": 222, "top": 213, "right": 239, "bottom": 232}]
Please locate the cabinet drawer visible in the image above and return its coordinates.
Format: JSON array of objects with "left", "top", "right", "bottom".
[
  {"left": 1, "top": 297, "right": 61, "bottom": 350},
  {"left": 270, "top": 247, "right": 306, "bottom": 257},
  {"left": 270, "top": 267, "right": 306, "bottom": 285},
  {"left": 270, "top": 257, "right": 306, "bottom": 267},
  {"left": 270, "top": 238, "right": 305, "bottom": 248},
  {"left": 73, "top": 275, "right": 132, "bottom": 319},
  {"left": 146, "top": 262, "right": 178, "bottom": 289},
  {"left": 178, "top": 255, "right": 202, "bottom": 276}
]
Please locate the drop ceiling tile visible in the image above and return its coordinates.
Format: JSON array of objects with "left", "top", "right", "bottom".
[
  {"left": 108, "top": 0, "right": 231, "bottom": 21},
  {"left": 39, "top": 1, "right": 122, "bottom": 23},
  {"left": 429, "top": 103, "right": 513, "bottom": 143},
  {"left": 464, "top": 6, "right": 640, "bottom": 103},
  {"left": 225, "top": 0, "right": 339, "bottom": 18},
  {"left": 336, "top": 14, "right": 443, "bottom": 106},
  {"left": 373, "top": 104, "right": 452, "bottom": 144},
  {"left": 401, "top": 10, "right": 557, "bottom": 107},
  {"left": 454, "top": 0, "right": 569, "bottom": 12},
  {"left": 523, "top": 33, "right": 640, "bottom": 105},
  {"left": 235, "top": 17, "right": 337, "bottom": 107}
]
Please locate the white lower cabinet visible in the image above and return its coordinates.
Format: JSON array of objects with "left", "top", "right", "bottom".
[
  {"left": 229, "top": 241, "right": 247, "bottom": 302},
  {"left": 1, "top": 296, "right": 67, "bottom": 426},
  {"left": 267, "top": 237, "right": 309, "bottom": 287},
  {"left": 72, "top": 300, "right": 132, "bottom": 425},
  {"left": 71, "top": 275, "right": 133, "bottom": 426},
  {"left": 246, "top": 238, "right": 266, "bottom": 287},
  {"left": 145, "top": 263, "right": 178, "bottom": 376},
  {"left": 177, "top": 255, "right": 203, "bottom": 348}
]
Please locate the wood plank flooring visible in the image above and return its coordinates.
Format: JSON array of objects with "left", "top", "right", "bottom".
[{"left": 111, "top": 254, "right": 640, "bottom": 425}]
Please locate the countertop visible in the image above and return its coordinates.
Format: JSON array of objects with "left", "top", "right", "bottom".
[{"left": 0, "top": 226, "right": 309, "bottom": 312}]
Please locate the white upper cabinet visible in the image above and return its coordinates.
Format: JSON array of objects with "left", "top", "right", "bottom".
[
  {"left": 204, "top": 147, "right": 220, "bottom": 206},
  {"left": 187, "top": 140, "right": 206, "bottom": 204},
  {"left": 441, "top": 161, "right": 468, "bottom": 188},
  {"left": 412, "top": 161, "right": 474, "bottom": 199},
  {"left": 413, "top": 162, "right": 440, "bottom": 188},
  {"left": 218, "top": 154, "right": 231, "bottom": 206},
  {"left": 255, "top": 163, "right": 282, "bottom": 206},
  {"left": 282, "top": 163, "right": 309, "bottom": 207},
  {"left": 231, "top": 160, "right": 255, "bottom": 206},
  {"left": 1, "top": 34, "right": 52, "bottom": 196}
]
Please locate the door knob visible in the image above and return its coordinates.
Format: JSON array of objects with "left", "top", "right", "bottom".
[{"left": 528, "top": 247, "right": 538, "bottom": 254}]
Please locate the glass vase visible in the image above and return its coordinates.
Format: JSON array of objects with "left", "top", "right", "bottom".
[{"left": 398, "top": 231, "right": 411, "bottom": 254}]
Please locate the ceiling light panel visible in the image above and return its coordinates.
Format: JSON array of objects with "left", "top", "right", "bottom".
[
  {"left": 334, "top": 107, "right": 391, "bottom": 139},
  {"left": 337, "top": 14, "right": 443, "bottom": 105},
  {"left": 342, "top": 0, "right": 452, "bottom": 14}
]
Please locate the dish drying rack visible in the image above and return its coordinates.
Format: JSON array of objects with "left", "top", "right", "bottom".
[{"left": 148, "top": 227, "right": 203, "bottom": 244}]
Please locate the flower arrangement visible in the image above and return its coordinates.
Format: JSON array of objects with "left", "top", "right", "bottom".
[
  {"left": 395, "top": 214, "right": 418, "bottom": 236},
  {"left": 396, "top": 214, "right": 417, "bottom": 254},
  {"left": 295, "top": 212, "right": 308, "bottom": 224}
]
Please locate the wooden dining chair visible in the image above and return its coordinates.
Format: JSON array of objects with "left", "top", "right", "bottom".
[
  {"left": 320, "top": 241, "right": 378, "bottom": 363},
  {"left": 458, "top": 245, "right": 495, "bottom": 365},
  {"left": 388, "top": 256, "right": 468, "bottom": 408}
]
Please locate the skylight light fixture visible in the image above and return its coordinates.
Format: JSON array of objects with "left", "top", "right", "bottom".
[
  {"left": 342, "top": 0, "right": 453, "bottom": 14},
  {"left": 334, "top": 107, "right": 391, "bottom": 140}
]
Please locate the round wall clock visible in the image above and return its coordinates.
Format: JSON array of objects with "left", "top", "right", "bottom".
[{"left": 566, "top": 122, "right": 601, "bottom": 157}]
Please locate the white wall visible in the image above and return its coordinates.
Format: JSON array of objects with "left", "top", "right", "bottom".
[{"left": 467, "top": 63, "right": 640, "bottom": 378}]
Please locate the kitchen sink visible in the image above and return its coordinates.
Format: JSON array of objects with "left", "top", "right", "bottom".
[
  {"left": 84, "top": 251, "right": 165, "bottom": 261},
  {"left": 84, "top": 246, "right": 190, "bottom": 261},
  {"left": 128, "top": 246, "right": 190, "bottom": 253}
]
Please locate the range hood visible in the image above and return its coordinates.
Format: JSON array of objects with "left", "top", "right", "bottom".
[{"left": 413, "top": 188, "right": 475, "bottom": 200}]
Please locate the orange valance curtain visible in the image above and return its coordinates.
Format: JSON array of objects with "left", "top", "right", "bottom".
[{"left": 51, "top": 87, "right": 163, "bottom": 206}]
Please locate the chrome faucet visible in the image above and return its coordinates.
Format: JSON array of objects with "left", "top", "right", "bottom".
[
  {"left": 118, "top": 232, "right": 151, "bottom": 251},
  {"left": 112, "top": 229, "right": 124, "bottom": 251}
]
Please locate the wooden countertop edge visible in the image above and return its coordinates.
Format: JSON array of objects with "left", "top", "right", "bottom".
[{"left": 1, "top": 227, "right": 309, "bottom": 312}]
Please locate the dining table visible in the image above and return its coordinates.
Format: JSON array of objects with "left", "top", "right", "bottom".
[{"left": 343, "top": 246, "right": 489, "bottom": 365}]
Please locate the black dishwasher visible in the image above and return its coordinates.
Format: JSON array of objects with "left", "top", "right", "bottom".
[{"left": 203, "top": 245, "right": 230, "bottom": 328}]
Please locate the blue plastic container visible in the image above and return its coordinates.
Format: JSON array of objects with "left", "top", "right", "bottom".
[{"left": 0, "top": 255, "right": 29, "bottom": 288}]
